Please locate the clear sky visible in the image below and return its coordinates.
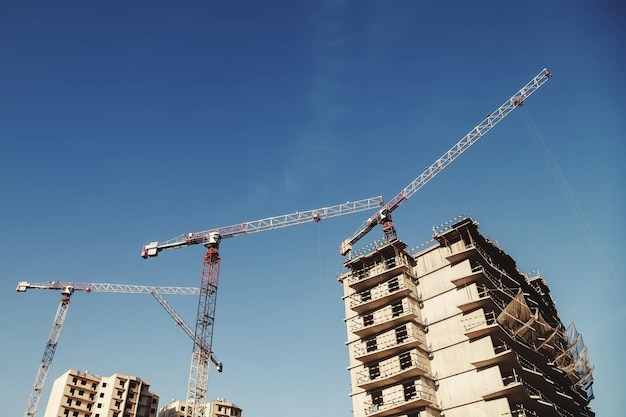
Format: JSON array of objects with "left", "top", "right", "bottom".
[{"left": 1, "top": 1, "right": 623, "bottom": 416}]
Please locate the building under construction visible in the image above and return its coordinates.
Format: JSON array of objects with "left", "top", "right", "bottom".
[
  {"left": 157, "top": 398, "right": 243, "bottom": 417},
  {"left": 43, "top": 369, "right": 159, "bottom": 417},
  {"left": 339, "top": 216, "right": 594, "bottom": 417}
]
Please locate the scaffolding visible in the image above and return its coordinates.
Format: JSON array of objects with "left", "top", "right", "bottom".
[{"left": 496, "top": 290, "right": 594, "bottom": 400}]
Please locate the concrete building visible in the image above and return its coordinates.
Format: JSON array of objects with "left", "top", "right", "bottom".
[
  {"left": 157, "top": 398, "right": 243, "bottom": 417},
  {"left": 339, "top": 216, "right": 594, "bottom": 417},
  {"left": 44, "top": 369, "right": 159, "bottom": 417}
]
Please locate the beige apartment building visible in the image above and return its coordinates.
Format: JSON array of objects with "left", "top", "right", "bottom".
[
  {"left": 44, "top": 369, "right": 159, "bottom": 417},
  {"left": 157, "top": 398, "right": 243, "bottom": 417},
  {"left": 339, "top": 216, "right": 594, "bottom": 417}
]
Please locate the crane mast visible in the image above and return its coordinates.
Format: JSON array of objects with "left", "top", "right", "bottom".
[
  {"left": 141, "top": 196, "right": 385, "bottom": 417},
  {"left": 23, "top": 286, "right": 73, "bottom": 417},
  {"left": 151, "top": 291, "right": 223, "bottom": 371},
  {"left": 18, "top": 281, "right": 201, "bottom": 417},
  {"left": 340, "top": 68, "right": 553, "bottom": 256}
]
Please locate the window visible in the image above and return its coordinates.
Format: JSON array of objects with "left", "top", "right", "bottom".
[
  {"left": 371, "top": 390, "right": 383, "bottom": 410},
  {"left": 69, "top": 388, "right": 75, "bottom": 395},
  {"left": 368, "top": 364, "right": 380, "bottom": 380},
  {"left": 99, "top": 393, "right": 104, "bottom": 398},
  {"left": 97, "top": 404, "right": 102, "bottom": 409},
  {"left": 399, "top": 351, "right": 412, "bottom": 370},
  {"left": 391, "top": 300, "right": 404, "bottom": 317},
  {"left": 92, "top": 383, "right": 97, "bottom": 389},
  {"left": 360, "top": 289, "right": 372, "bottom": 302},
  {"left": 395, "top": 325, "right": 408, "bottom": 344},
  {"left": 388, "top": 277, "right": 400, "bottom": 293},
  {"left": 72, "top": 412, "right": 78, "bottom": 417},
  {"left": 366, "top": 338, "right": 377, "bottom": 352},
  {"left": 66, "top": 399, "right": 72, "bottom": 405},
  {"left": 72, "top": 377, "right": 78, "bottom": 384},
  {"left": 117, "top": 390, "right": 123, "bottom": 397},
  {"left": 181, "top": 406, "right": 185, "bottom": 412},
  {"left": 119, "top": 380, "right": 125, "bottom": 387},
  {"left": 102, "top": 383, "right": 107, "bottom": 388},
  {"left": 403, "top": 381, "right": 417, "bottom": 401},
  {"left": 115, "top": 401, "right": 121, "bottom": 408},
  {"left": 81, "top": 379, "right": 86, "bottom": 385},
  {"left": 363, "top": 314, "right": 374, "bottom": 327},
  {"left": 385, "top": 257, "right": 396, "bottom": 269},
  {"left": 76, "top": 401, "right": 82, "bottom": 406},
  {"left": 78, "top": 390, "right": 84, "bottom": 396}
]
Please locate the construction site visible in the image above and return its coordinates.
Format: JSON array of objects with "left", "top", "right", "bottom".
[{"left": 16, "top": 69, "right": 595, "bottom": 417}]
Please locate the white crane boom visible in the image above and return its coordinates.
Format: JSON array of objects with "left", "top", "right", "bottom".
[
  {"left": 19, "top": 281, "right": 200, "bottom": 417},
  {"left": 141, "top": 195, "right": 385, "bottom": 417},
  {"left": 151, "top": 292, "right": 223, "bottom": 372},
  {"left": 141, "top": 196, "right": 384, "bottom": 257},
  {"left": 17, "top": 280, "right": 200, "bottom": 295},
  {"left": 340, "top": 68, "right": 553, "bottom": 255}
]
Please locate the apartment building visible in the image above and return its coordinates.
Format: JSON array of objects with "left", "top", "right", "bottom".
[
  {"left": 339, "top": 216, "right": 594, "bottom": 417},
  {"left": 44, "top": 369, "right": 159, "bottom": 417},
  {"left": 157, "top": 398, "right": 243, "bottom": 417}
]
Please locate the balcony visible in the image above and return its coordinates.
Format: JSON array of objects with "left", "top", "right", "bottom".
[
  {"left": 445, "top": 244, "right": 478, "bottom": 265},
  {"left": 348, "top": 274, "right": 416, "bottom": 314},
  {"left": 354, "top": 322, "right": 426, "bottom": 363},
  {"left": 364, "top": 382, "right": 437, "bottom": 417},
  {"left": 451, "top": 267, "right": 486, "bottom": 287},
  {"left": 345, "top": 256, "right": 416, "bottom": 292},
  {"left": 457, "top": 284, "right": 510, "bottom": 314},
  {"left": 349, "top": 299, "right": 421, "bottom": 339},
  {"left": 463, "top": 311, "right": 499, "bottom": 340},
  {"left": 483, "top": 370, "right": 559, "bottom": 415},
  {"left": 471, "top": 342, "right": 514, "bottom": 369},
  {"left": 357, "top": 349, "right": 430, "bottom": 391}
]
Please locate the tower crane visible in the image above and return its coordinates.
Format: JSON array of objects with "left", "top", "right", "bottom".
[
  {"left": 141, "top": 196, "right": 384, "bottom": 417},
  {"left": 17, "top": 280, "right": 202, "bottom": 417},
  {"left": 150, "top": 292, "right": 222, "bottom": 372},
  {"left": 340, "top": 68, "right": 553, "bottom": 256}
]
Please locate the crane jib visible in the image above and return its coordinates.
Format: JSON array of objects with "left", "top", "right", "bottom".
[{"left": 341, "top": 68, "right": 552, "bottom": 255}]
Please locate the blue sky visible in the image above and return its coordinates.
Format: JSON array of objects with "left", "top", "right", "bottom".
[{"left": 1, "top": 1, "right": 623, "bottom": 416}]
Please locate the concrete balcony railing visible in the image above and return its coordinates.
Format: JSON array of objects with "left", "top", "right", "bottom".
[
  {"left": 354, "top": 322, "right": 425, "bottom": 363},
  {"left": 457, "top": 284, "right": 510, "bottom": 314},
  {"left": 462, "top": 310, "right": 499, "bottom": 340},
  {"left": 356, "top": 349, "right": 430, "bottom": 390},
  {"left": 363, "top": 382, "right": 437, "bottom": 417},
  {"left": 348, "top": 274, "right": 416, "bottom": 314},
  {"left": 348, "top": 298, "right": 421, "bottom": 338},
  {"left": 345, "top": 255, "right": 416, "bottom": 291}
]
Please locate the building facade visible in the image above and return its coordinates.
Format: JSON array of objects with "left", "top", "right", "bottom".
[
  {"left": 157, "top": 398, "right": 243, "bottom": 417},
  {"left": 339, "top": 217, "right": 594, "bottom": 417},
  {"left": 44, "top": 369, "right": 159, "bottom": 417}
]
